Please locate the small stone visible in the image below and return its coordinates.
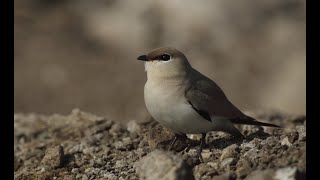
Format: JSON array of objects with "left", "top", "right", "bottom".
[
  {"left": 220, "top": 144, "right": 239, "bottom": 161},
  {"left": 71, "top": 168, "right": 79, "bottom": 173},
  {"left": 114, "top": 137, "right": 133, "bottom": 150},
  {"left": 242, "top": 124, "right": 261, "bottom": 135},
  {"left": 243, "top": 149, "right": 260, "bottom": 165},
  {"left": 127, "top": 120, "right": 141, "bottom": 134},
  {"left": 70, "top": 109, "right": 105, "bottom": 122},
  {"left": 207, "top": 162, "right": 219, "bottom": 170},
  {"left": 109, "top": 124, "right": 122, "bottom": 136},
  {"left": 41, "top": 145, "right": 64, "bottom": 169},
  {"left": 219, "top": 158, "right": 236, "bottom": 170},
  {"left": 87, "top": 120, "right": 113, "bottom": 135},
  {"left": 187, "top": 134, "right": 202, "bottom": 141},
  {"left": 263, "top": 136, "right": 279, "bottom": 147},
  {"left": 115, "top": 160, "right": 127, "bottom": 168},
  {"left": 194, "top": 163, "right": 218, "bottom": 179},
  {"left": 186, "top": 149, "right": 198, "bottom": 157},
  {"left": 281, "top": 137, "right": 292, "bottom": 147},
  {"left": 287, "top": 131, "right": 299, "bottom": 144},
  {"left": 201, "top": 149, "right": 212, "bottom": 161},
  {"left": 82, "top": 147, "right": 93, "bottom": 154},
  {"left": 135, "top": 150, "right": 193, "bottom": 180},
  {"left": 236, "top": 158, "right": 252, "bottom": 179},
  {"left": 69, "top": 143, "right": 86, "bottom": 154},
  {"left": 246, "top": 169, "right": 274, "bottom": 180},
  {"left": 14, "top": 156, "right": 23, "bottom": 171},
  {"left": 95, "top": 133, "right": 104, "bottom": 140},
  {"left": 82, "top": 175, "right": 89, "bottom": 180},
  {"left": 240, "top": 142, "right": 256, "bottom": 150},
  {"left": 296, "top": 125, "right": 306, "bottom": 141},
  {"left": 76, "top": 174, "right": 82, "bottom": 179},
  {"left": 263, "top": 127, "right": 276, "bottom": 135},
  {"left": 90, "top": 168, "right": 100, "bottom": 176},
  {"left": 212, "top": 173, "right": 230, "bottom": 180},
  {"left": 250, "top": 138, "right": 263, "bottom": 148},
  {"left": 144, "top": 124, "right": 187, "bottom": 151},
  {"left": 274, "top": 167, "right": 298, "bottom": 180},
  {"left": 103, "top": 173, "right": 117, "bottom": 180},
  {"left": 182, "top": 153, "right": 200, "bottom": 167},
  {"left": 96, "top": 158, "right": 106, "bottom": 166},
  {"left": 260, "top": 154, "right": 274, "bottom": 164},
  {"left": 134, "top": 147, "right": 147, "bottom": 157},
  {"left": 85, "top": 167, "right": 92, "bottom": 173}
]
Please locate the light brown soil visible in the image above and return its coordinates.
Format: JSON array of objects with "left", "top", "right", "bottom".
[{"left": 14, "top": 109, "right": 306, "bottom": 180}]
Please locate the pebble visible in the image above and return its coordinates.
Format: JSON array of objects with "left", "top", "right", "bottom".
[
  {"left": 281, "top": 137, "right": 293, "bottom": 147},
  {"left": 127, "top": 120, "right": 141, "bottom": 134},
  {"left": 114, "top": 137, "right": 133, "bottom": 150},
  {"left": 212, "top": 173, "right": 230, "bottom": 180},
  {"left": 220, "top": 144, "right": 239, "bottom": 161},
  {"left": 109, "top": 124, "right": 122, "bottom": 136},
  {"left": 135, "top": 150, "right": 193, "bottom": 180},
  {"left": 201, "top": 149, "right": 212, "bottom": 161},
  {"left": 71, "top": 168, "right": 79, "bottom": 173},
  {"left": 296, "top": 125, "right": 306, "bottom": 141},
  {"left": 41, "top": 145, "right": 64, "bottom": 169},
  {"left": 82, "top": 175, "right": 89, "bottom": 180},
  {"left": 274, "top": 167, "right": 298, "bottom": 180},
  {"left": 243, "top": 149, "right": 260, "bottom": 164},
  {"left": 194, "top": 163, "right": 218, "bottom": 179},
  {"left": 220, "top": 158, "right": 236, "bottom": 170},
  {"left": 115, "top": 160, "right": 127, "bottom": 168},
  {"left": 236, "top": 158, "right": 252, "bottom": 179},
  {"left": 143, "top": 125, "right": 176, "bottom": 150},
  {"left": 245, "top": 169, "right": 274, "bottom": 180}
]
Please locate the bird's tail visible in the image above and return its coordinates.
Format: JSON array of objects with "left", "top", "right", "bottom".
[{"left": 230, "top": 116, "right": 281, "bottom": 128}]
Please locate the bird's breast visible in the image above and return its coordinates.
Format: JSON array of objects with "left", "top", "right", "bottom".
[
  {"left": 144, "top": 81, "right": 215, "bottom": 134},
  {"left": 144, "top": 81, "right": 183, "bottom": 115}
]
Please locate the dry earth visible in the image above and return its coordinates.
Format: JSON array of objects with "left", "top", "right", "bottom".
[{"left": 14, "top": 109, "right": 306, "bottom": 180}]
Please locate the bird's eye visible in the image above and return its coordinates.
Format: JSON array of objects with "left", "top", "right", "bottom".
[{"left": 160, "top": 54, "right": 171, "bottom": 61}]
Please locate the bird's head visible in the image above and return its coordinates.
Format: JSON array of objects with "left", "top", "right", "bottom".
[{"left": 137, "top": 47, "right": 192, "bottom": 80}]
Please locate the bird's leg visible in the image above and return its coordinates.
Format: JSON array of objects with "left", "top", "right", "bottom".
[
  {"left": 226, "top": 123, "right": 246, "bottom": 140},
  {"left": 168, "top": 133, "right": 188, "bottom": 151},
  {"left": 185, "top": 143, "right": 191, "bottom": 153},
  {"left": 198, "top": 133, "right": 206, "bottom": 163},
  {"left": 230, "top": 128, "right": 246, "bottom": 140},
  {"left": 168, "top": 136, "right": 178, "bottom": 151}
]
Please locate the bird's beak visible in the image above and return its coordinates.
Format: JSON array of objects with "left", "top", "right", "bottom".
[{"left": 137, "top": 55, "right": 148, "bottom": 61}]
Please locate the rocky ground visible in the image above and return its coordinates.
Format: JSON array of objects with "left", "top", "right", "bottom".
[{"left": 14, "top": 109, "right": 306, "bottom": 180}]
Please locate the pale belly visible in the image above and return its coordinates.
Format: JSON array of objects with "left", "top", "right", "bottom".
[{"left": 144, "top": 82, "right": 223, "bottom": 134}]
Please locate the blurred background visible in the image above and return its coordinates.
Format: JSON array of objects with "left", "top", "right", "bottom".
[{"left": 14, "top": 0, "right": 306, "bottom": 123}]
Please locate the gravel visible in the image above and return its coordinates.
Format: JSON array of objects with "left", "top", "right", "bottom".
[{"left": 14, "top": 109, "right": 306, "bottom": 180}]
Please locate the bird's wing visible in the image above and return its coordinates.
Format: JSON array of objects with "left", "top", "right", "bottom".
[
  {"left": 185, "top": 68, "right": 247, "bottom": 120},
  {"left": 185, "top": 69, "right": 280, "bottom": 127}
]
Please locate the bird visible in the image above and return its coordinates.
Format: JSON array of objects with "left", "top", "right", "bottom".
[{"left": 137, "top": 47, "right": 280, "bottom": 162}]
